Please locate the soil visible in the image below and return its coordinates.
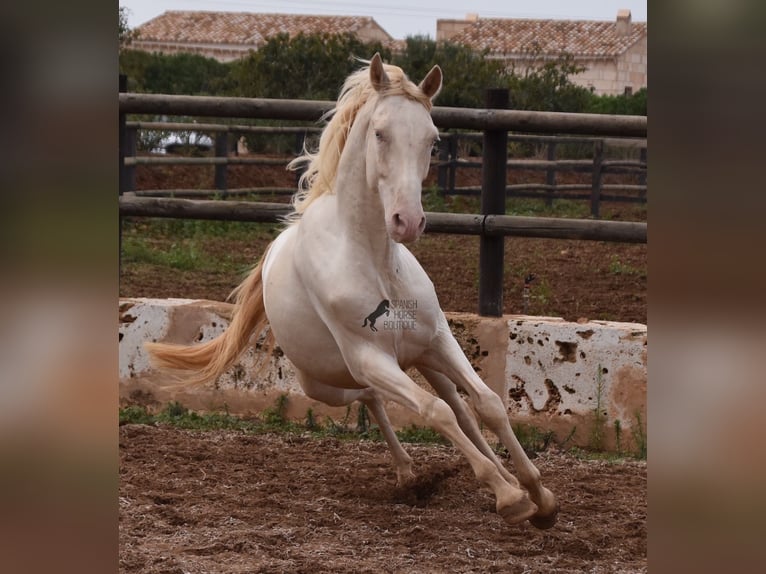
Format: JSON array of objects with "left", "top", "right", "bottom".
[
  {"left": 119, "top": 158, "right": 647, "bottom": 571},
  {"left": 120, "top": 157, "right": 647, "bottom": 324},
  {"left": 119, "top": 424, "right": 647, "bottom": 573}
]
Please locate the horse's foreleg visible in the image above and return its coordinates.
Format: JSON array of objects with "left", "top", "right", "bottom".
[
  {"left": 418, "top": 365, "right": 521, "bottom": 489},
  {"left": 295, "top": 371, "right": 413, "bottom": 484},
  {"left": 342, "top": 351, "right": 537, "bottom": 526},
  {"left": 421, "top": 334, "right": 559, "bottom": 529}
]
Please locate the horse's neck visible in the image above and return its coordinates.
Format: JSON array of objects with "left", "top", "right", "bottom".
[{"left": 333, "top": 103, "right": 392, "bottom": 261}]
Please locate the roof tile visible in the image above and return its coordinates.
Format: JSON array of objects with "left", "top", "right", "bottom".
[
  {"left": 448, "top": 17, "right": 647, "bottom": 57},
  {"left": 136, "top": 11, "right": 391, "bottom": 45}
]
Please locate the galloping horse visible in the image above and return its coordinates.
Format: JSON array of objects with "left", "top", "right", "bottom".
[{"left": 146, "top": 54, "right": 558, "bottom": 528}]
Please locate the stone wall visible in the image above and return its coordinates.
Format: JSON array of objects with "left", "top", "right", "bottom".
[{"left": 120, "top": 298, "right": 646, "bottom": 452}]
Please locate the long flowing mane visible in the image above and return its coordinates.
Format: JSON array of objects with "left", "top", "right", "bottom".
[{"left": 287, "top": 59, "right": 434, "bottom": 219}]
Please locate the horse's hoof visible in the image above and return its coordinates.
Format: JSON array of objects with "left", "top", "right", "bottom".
[
  {"left": 498, "top": 495, "right": 538, "bottom": 526},
  {"left": 528, "top": 502, "right": 559, "bottom": 530},
  {"left": 395, "top": 470, "right": 417, "bottom": 488}
]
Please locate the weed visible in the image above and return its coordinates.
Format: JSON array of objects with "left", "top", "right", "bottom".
[
  {"left": 632, "top": 411, "right": 647, "bottom": 459},
  {"left": 119, "top": 405, "right": 155, "bottom": 425},
  {"left": 395, "top": 425, "right": 448, "bottom": 445},
  {"left": 305, "top": 408, "right": 318, "bottom": 431},
  {"left": 163, "top": 401, "right": 188, "bottom": 418},
  {"left": 559, "top": 426, "right": 577, "bottom": 450},
  {"left": 512, "top": 423, "right": 555, "bottom": 455},
  {"left": 356, "top": 403, "right": 370, "bottom": 434},
  {"left": 262, "top": 393, "right": 288, "bottom": 426},
  {"left": 608, "top": 256, "right": 643, "bottom": 277}
]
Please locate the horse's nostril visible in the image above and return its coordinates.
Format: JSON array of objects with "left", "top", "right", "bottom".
[{"left": 393, "top": 213, "right": 404, "bottom": 228}]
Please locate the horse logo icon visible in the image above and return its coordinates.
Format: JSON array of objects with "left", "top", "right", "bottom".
[{"left": 362, "top": 299, "right": 390, "bottom": 332}]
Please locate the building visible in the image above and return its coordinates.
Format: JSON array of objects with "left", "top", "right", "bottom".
[
  {"left": 131, "top": 11, "right": 395, "bottom": 63},
  {"left": 437, "top": 10, "right": 647, "bottom": 96}
]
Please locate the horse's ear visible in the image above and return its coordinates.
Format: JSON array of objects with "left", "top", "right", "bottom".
[
  {"left": 419, "top": 65, "right": 443, "bottom": 101},
  {"left": 369, "top": 53, "right": 390, "bottom": 92}
]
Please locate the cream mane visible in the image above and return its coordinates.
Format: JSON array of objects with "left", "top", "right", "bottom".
[{"left": 287, "top": 60, "right": 433, "bottom": 220}]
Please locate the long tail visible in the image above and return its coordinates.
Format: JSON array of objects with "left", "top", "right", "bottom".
[{"left": 144, "top": 245, "right": 274, "bottom": 387}]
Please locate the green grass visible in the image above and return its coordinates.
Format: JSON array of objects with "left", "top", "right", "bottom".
[
  {"left": 608, "top": 255, "right": 646, "bottom": 277},
  {"left": 119, "top": 396, "right": 449, "bottom": 446},
  {"left": 121, "top": 397, "right": 644, "bottom": 459},
  {"left": 505, "top": 197, "right": 590, "bottom": 219}
]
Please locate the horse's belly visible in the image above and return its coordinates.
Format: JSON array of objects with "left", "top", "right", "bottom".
[{"left": 262, "top": 229, "right": 359, "bottom": 388}]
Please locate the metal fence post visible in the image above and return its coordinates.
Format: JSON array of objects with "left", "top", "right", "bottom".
[{"left": 479, "top": 88, "right": 509, "bottom": 317}]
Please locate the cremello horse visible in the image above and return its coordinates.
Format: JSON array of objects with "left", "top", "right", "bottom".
[{"left": 146, "top": 54, "right": 558, "bottom": 528}]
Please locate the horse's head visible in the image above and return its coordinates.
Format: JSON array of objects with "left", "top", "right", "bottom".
[{"left": 365, "top": 54, "right": 442, "bottom": 243}]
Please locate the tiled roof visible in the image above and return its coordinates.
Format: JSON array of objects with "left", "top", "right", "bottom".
[
  {"left": 448, "top": 17, "right": 647, "bottom": 58},
  {"left": 136, "top": 11, "right": 392, "bottom": 45}
]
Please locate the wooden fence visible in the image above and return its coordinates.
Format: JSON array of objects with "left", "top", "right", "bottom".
[
  {"left": 118, "top": 89, "right": 647, "bottom": 317},
  {"left": 122, "top": 120, "right": 646, "bottom": 218}
]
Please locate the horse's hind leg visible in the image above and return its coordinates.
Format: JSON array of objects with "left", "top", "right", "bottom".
[
  {"left": 418, "top": 366, "right": 521, "bottom": 489},
  {"left": 421, "top": 334, "right": 559, "bottom": 529},
  {"left": 296, "top": 371, "right": 414, "bottom": 484}
]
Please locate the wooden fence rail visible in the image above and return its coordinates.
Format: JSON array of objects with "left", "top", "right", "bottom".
[
  {"left": 122, "top": 121, "right": 646, "bottom": 212},
  {"left": 119, "top": 195, "right": 646, "bottom": 243},
  {"left": 119, "top": 93, "right": 646, "bottom": 136},
  {"left": 119, "top": 89, "right": 647, "bottom": 317}
]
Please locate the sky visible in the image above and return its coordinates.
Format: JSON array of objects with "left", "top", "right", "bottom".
[{"left": 121, "top": 0, "right": 647, "bottom": 40}]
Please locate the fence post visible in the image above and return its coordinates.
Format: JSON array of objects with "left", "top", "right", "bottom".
[
  {"left": 638, "top": 146, "right": 647, "bottom": 198},
  {"left": 119, "top": 74, "right": 127, "bottom": 278},
  {"left": 479, "top": 88, "right": 509, "bottom": 317},
  {"left": 590, "top": 139, "right": 604, "bottom": 218},
  {"left": 545, "top": 140, "right": 557, "bottom": 207},
  {"left": 437, "top": 133, "right": 449, "bottom": 194},
  {"left": 214, "top": 133, "right": 228, "bottom": 196},
  {"left": 448, "top": 135, "right": 458, "bottom": 195},
  {"left": 125, "top": 126, "right": 136, "bottom": 192},
  {"left": 119, "top": 74, "right": 128, "bottom": 195}
]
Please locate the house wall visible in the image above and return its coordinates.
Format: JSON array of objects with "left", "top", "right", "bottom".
[
  {"left": 616, "top": 36, "right": 648, "bottom": 94},
  {"left": 131, "top": 23, "right": 392, "bottom": 63},
  {"left": 131, "top": 40, "right": 252, "bottom": 62}
]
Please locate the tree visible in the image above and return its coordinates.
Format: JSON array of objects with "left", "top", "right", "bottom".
[
  {"left": 119, "top": 50, "right": 235, "bottom": 95},
  {"left": 587, "top": 87, "right": 647, "bottom": 116},
  {"left": 506, "top": 54, "right": 593, "bottom": 113},
  {"left": 231, "top": 33, "right": 392, "bottom": 100},
  {"left": 119, "top": 6, "right": 137, "bottom": 50},
  {"left": 393, "top": 37, "right": 510, "bottom": 108}
]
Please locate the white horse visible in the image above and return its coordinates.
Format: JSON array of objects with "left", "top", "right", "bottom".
[{"left": 146, "top": 54, "right": 558, "bottom": 528}]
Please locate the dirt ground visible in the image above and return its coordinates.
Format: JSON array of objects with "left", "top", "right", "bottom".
[
  {"left": 119, "top": 155, "right": 647, "bottom": 571},
  {"left": 119, "top": 425, "right": 647, "bottom": 573},
  {"left": 120, "top": 158, "right": 647, "bottom": 324}
]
